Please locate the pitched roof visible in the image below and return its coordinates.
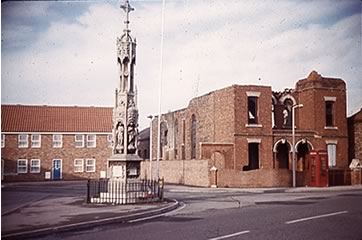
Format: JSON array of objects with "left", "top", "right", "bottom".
[{"left": 1, "top": 105, "right": 112, "bottom": 133}]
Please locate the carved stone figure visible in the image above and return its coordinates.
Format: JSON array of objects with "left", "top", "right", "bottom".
[
  {"left": 127, "top": 123, "right": 137, "bottom": 153},
  {"left": 115, "top": 123, "right": 125, "bottom": 154}
]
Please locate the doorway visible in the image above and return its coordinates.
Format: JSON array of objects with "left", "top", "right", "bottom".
[
  {"left": 297, "top": 142, "right": 311, "bottom": 171},
  {"left": 52, "top": 159, "right": 62, "bottom": 180},
  {"left": 276, "top": 143, "right": 289, "bottom": 169}
]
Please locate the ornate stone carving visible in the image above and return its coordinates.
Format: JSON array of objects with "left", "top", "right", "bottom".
[
  {"left": 114, "top": 122, "right": 125, "bottom": 154},
  {"left": 111, "top": 0, "right": 139, "bottom": 156}
]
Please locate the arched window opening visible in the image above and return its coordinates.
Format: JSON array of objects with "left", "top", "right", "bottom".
[
  {"left": 174, "top": 119, "right": 178, "bottom": 159},
  {"left": 282, "top": 99, "right": 293, "bottom": 128},
  {"left": 191, "top": 115, "right": 197, "bottom": 159},
  {"left": 160, "top": 121, "right": 168, "bottom": 159}
]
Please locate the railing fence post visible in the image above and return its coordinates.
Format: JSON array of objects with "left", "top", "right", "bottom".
[{"left": 86, "top": 179, "right": 91, "bottom": 203}]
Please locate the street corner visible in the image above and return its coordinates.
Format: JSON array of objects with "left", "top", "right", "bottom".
[{"left": 1, "top": 197, "right": 180, "bottom": 240}]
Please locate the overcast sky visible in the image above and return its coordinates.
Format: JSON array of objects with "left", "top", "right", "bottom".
[{"left": 1, "top": 0, "right": 361, "bottom": 129}]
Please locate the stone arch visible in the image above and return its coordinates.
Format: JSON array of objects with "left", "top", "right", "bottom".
[
  {"left": 296, "top": 139, "right": 314, "bottom": 172},
  {"left": 273, "top": 139, "right": 292, "bottom": 169},
  {"left": 273, "top": 139, "right": 293, "bottom": 153},
  {"left": 279, "top": 94, "right": 296, "bottom": 105},
  {"left": 295, "top": 139, "right": 314, "bottom": 152}
]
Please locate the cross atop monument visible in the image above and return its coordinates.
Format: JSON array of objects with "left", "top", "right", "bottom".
[{"left": 120, "top": 0, "right": 134, "bottom": 35}]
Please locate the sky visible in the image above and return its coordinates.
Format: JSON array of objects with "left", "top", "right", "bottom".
[{"left": 1, "top": 0, "right": 361, "bottom": 129}]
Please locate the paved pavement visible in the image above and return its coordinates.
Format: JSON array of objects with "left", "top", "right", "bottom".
[
  {"left": 1, "top": 181, "right": 361, "bottom": 239},
  {"left": 1, "top": 181, "right": 179, "bottom": 240}
]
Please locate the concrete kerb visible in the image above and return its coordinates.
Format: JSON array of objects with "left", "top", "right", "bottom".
[{"left": 2, "top": 198, "right": 180, "bottom": 240}]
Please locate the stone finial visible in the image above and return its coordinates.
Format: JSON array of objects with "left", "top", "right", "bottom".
[{"left": 307, "top": 70, "right": 322, "bottom": 81}]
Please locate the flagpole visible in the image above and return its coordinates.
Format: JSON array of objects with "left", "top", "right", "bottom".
[{"left": 156, "top": 0, "right": 166, "bottom": 181}]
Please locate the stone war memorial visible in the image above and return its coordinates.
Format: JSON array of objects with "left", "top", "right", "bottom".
[
  {"left": 88, "top": 0, "right": 162, "bottom": 205},
  {"left": 107, "top": 0, "right": 141, "bottom": 180}
]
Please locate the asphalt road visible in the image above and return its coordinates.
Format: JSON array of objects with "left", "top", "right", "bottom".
[
  {"left": 1, "top": 181, "right": 86, "bottom": 214},
  {"left": 20, "top": 184, "right": 361, "bottom": 240}
]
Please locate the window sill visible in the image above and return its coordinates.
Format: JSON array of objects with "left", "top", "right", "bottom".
[
  {"left": 324, "top": 126, "right": 338, "bottom": 130},
  {"left": 245, "top": 124, "right": 263, "bottom": 128}
]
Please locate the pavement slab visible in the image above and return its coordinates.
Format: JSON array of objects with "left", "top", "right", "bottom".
[{"left": 2, "top": 195, "right": 178, "bottom": 239}]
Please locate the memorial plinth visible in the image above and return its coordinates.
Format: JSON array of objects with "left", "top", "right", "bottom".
[{"left": 107, "top": 0, "right": 143, "bottom": 180}]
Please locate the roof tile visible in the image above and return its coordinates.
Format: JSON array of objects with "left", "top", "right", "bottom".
[{"left": 1, "top": 105, "right": 112, "bottom": 133}]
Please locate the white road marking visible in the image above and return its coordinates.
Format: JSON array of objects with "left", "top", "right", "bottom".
[
  {"left": 208, "top": 230, "right": 250, "bottom": 240},
  {"left": 128, "top": 202, "right": 187, "bottom": 223},
  {"left": 285, "top": 210, "right": 348, "bottom": 224}
]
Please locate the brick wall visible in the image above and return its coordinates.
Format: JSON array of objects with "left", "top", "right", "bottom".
[
  {"left": 348, "top": 109, "right": 362, "bottom": 162},
  {"left": 146, "top": 71, "right": 349, "bottom": 188},
  {"left": 140, "top": 160, "right": 210, "bottom": 187},
  {"left": 295, "top": 73, "right": 348, "bottom": 169},
  {"left": 2, "top": 134, "right": 111, "bottom": 181},
  {"left": 218, "top": 169, "right": 291, "bottom": 187}
]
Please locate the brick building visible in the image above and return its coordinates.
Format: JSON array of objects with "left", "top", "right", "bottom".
[
  {"left": 1, "top": 105, "right": 113, "bottom": 181},
  {"left": 137, "top": 127, "right": 150, "bottom": 160},
  {"left": 142, "top": 71, "right": 349, "bottom": 187},
  {"left": 348, "top": 108, "right": 362, "bottom": 163}
]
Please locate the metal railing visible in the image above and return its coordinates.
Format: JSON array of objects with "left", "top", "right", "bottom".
[{"left": 86, "top": 178, "right": 164, "bottom": 205}]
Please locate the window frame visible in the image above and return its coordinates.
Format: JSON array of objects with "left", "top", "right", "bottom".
[
  {"left": 75, "top": 134, "right": 85, "bottom": 148},
  {"left": 247, "top": 96, "right": 259, "bottom": 125},
  {"left": 86, "top": 135, "right": 96, "bottom": 148},
  {"left": 1, "top": 134, "right": 5, "bottom": 148},
  {"left": 325, "top": 101, "right": 334, "bottom": 127},
  {"left": 30, "top": 159, "right": 41, "bottom": 173},
  {"left": 17, "top": 159, "right": 28, "bottom": 173},
  {"left": 74, "top": 159, "right": 84, "bottom": 173},
  {"left": 31, "top": 134, "right": 41, "bottom": 148},
  {"left": 53, "top": 134, "right": 63, "bottom": 148},
  {"left": 327, "top": 143, "right": 337, "bottom": 167},
  {"left": 85, "top": 158, "right": 96, "bottom": 172},
  {"left": 18, "top": 134, "right": 29, "bottom": 148},
  {"left": 107, "top": 134, "right": 113, "bottom": 148}
]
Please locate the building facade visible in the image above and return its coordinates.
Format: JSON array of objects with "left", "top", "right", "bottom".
[
  {"left": 1, "top": 105, "right": 113, "bottom": 181},
  {"left": 143, "top": 71, "right": 349, "bottom": 187},
  {"left": 348, "top": 108, "right": 362, "bottom": 163}
]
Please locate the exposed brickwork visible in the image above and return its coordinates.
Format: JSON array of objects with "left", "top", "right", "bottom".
[
  {"left": 140, "top": 160, "right": 209, "bottom": 187},
  {"left": 348, "top": 109, "right": 362, "bottom": 162},
  {"left": 1, "top": 105, "right": 113, "bottom": 182},
  {"left": 218, "top": 169, "right": 291, "bottom": 188},
  {"left": 146, "top": 71, "right": 349, "bottom": 187},
  {"left": 2, "top": 134, "right": 112, "bottom": 181}
]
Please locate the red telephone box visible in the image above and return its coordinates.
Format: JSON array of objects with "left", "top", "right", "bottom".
[{"left": 306, "top": 150, "right": 329, "bottom": 187}]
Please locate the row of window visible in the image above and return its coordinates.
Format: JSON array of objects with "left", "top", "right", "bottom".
[
  {"left": 248, "top": 93, "right": 336, "bottom": 127},
  {"left": 16, "top": 159, "right": 96, "bottom": 174},
  {"left": 1, "top": 134, "right": 112, "bottom": 149},
  {"left": 74, "top": 159, "right": 96, "bottom": 173},
  {"left": 17, "top": 159, "right": 41, "bottom": 173}
]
